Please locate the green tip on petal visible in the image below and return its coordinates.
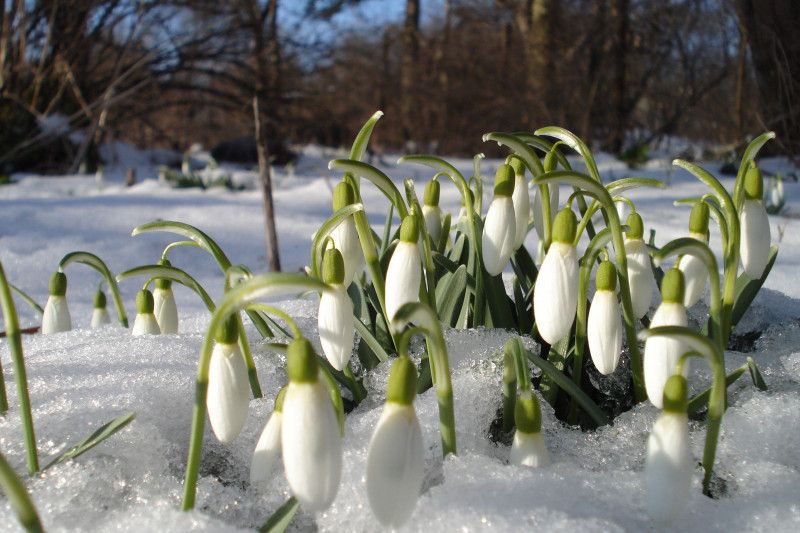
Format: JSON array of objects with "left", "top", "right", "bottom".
[
  {"left": 744, "top": 161, "right": 764, "bottom": 200},
  {"left": 662, "top": 374, "right": 688, "bottom": 413},
  {"left": 552, "top": 208, "right": 578, "bottom": 244},
  {"left": 514, "top": 392, "right": 542, "bottom": 434},
  {"left": 49, "top": 271, "right": 67, "bottom": 296},
  {"left": 424, "top": 178, "right": 440, "bottom": 206},
  {"left": 93, "top": 289, "right": 107, "bottom": 309},
  {"left": 322, "top": 247, "right": 345, "bottom": 284},
  {"left": 688, "top": 201, "right": 710, "bottom": 234},
  {"left": 386, "top": 356, "right": 418, "bottom": 405},
  {"left": 507, "top": 155, "right": 525, "bottom": 177},
  {"left": 596, "top": 260, "right": 618, "bottom": 291},
  {"left": 626, "top": 212, "right": 644, "bottom": 239},
  {"left": 400, "top": 214, "right": 419, "bottom": 243},
  {"left": 333, "top": 180, "right": 356, "bottom": 210},
  {"left": 287, "top": 337, "right": 319, "bottom": 383},
  {"left": 215, "top": 314, "right": 239, "bottom": 344},
  {"left": 136, "top": 289, "right": 155, "bottom": 314},
  {"left": 660, "top": 267, "right": 685, "bottom": 304},
  {"left": 273, "top": 385, "right": 288, "bottom": 412},
  {"left": 156, "top": 258, "right": 173, "bottom": 289},
  {"left": 544, "top": 150, "right": 557, "bottom": 173},
  {"left": 503, "top": 349, "right": 517, "bottom": 385},
  {"left": 493, "top": 164, "right": 515, "bottom": 197}
]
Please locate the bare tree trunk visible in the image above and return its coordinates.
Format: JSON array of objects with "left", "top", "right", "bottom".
[
  {"left": 435, "top": 0, "right": 451, "bottom": 152},
  {"left": 400, "top": 0, "right": 419, "bottom": 146},
  {"left": 608, "top": 0, "right": 628, "bottom": 153},
  {"left": 734, "top": 25, "right": 747, "bottom": 141},
  {"left": 516, "top": 0, "right": 554, "bottom": 124}
]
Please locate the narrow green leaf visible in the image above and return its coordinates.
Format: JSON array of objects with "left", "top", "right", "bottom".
[
  {"left": 436, "top": 265, "right": 467, "bottom": 327},
  {"left": 44, "top": 412, "right": 136, "bottom": 470},
  {"left": 731, "top": 246, "right": 779, "bottom": 326},
  {"left": 118, "top": 264, "right": 215, "bottom": 312},
  {"left": 483, "top": 271, "right": 515, "bottom": 329},
  {"left": 380, "top": 203, "right": 394, "bottom": 256},
  {"left": 310, "top": 203, "right": 364, "bottom": 277},
  {"left": 354, "top": 316, "right": 391, "bottom": 362},
  {"left": 8, "top": 284, "right": 43, "bottom": 315},
  {"left": 0, "top": 452, "right": 44, "bottom": 533},
  {"left": 328, "top": 159, "right": 408, "bottom": 219},
  {"left": 606, "top": 177, "right": 665, "bottom": 194},
  {"left": 132, "top": 220, "right": 232, "bottom": 271},
  {"left": 534, "top": 126, "right": 601, "bottom": 182},
  {"left": 747, "top": 356, "right": 768, "bottom": 390},
  {"left": 259, "top": 496, "right": 299, "bottom": 533}
]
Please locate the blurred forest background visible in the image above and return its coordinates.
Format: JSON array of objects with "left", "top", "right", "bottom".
[{"left": 1, "top": 0, "right": 799, "bottom": 175}]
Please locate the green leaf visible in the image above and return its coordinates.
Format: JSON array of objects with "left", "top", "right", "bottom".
[
  {"left": 380, "top": 203, "right": 394, "bottom": 256},
  {"left": 483, "top": 271, "right": 515, "bottom": 329},
  {"left": 259, "top": 496, "right": 299, "bottom": 533},
  {"left": 432, "top": 252, "right": 476, "bottom": 289},
  {"left": 606, "top": 177, "right": 665, "bottom": 194},
  {"left": 534, "top": 126, "right": 601, "bottom": 182},
  {"left": 132, "top": 220, "right": 232, "bottom": 271},
  {"left": 0, "top": 451, "right": 44, "bottom": 533},
  {"left": 436, "top": 265, "right": 467, "bottom": 327},
  {"left": 328, "top": 159, "right": 408, "bottom": 219},
  {"left": 354, "top": 316, "right": 391, "bottom": 363},
  {"left": 44, "top": 412, "right": 136, "bottom": 470},
  {"left": 117, "top": 264, "right": 215, "bottom": 312},
  {"left": 310, "top": 203, "right": 364, "bottom": 277},
  {"left": 8, "top": 284, "right": 43, "bottom": 315},
  {"left": 731, "top": 246, "right": 779, "bottom": 327},
  {"left": 747, "top": 356, "right": 768, "bottom": 390},
  {"left": 349, "top": 111, "right": 383, "bottom": 162}
]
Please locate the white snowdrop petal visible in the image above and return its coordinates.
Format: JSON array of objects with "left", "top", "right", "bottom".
[
  {"left": 318, "top": 285, "right": 355, "bottom": 371},
  {"left": 482, "top": 197, "right": 516, "bottom": 276},
  {"left": 644, "top": 302, "right": 688, "bottom": 408},
  {"left": 153, "top": 287, "right": 179, "bottom": 334},
  {"left": 646, "top": 412, "right": 693, "bottom": 524},
  {"left": 587, "top": 290, "right": 623, "bottom": 375},
  {"left": 422, "top": 205, "right": 443, "bottom": 246},
  {"left": 509, "top": 431, "right": 550, "bottom": 468},
  {"left": 512, "top": 174, "right": 531, "bottom": 250},
  {"left": 331, "top": 218, "right": 364, "bottom": 286},
  {"left": 206, "top": 342, "right": 250, "bottom": 443},
  {"left": 131, "top": 313, "right": 161, "bottom": 336},
  {"left": 90, "top": 307, "right": 111, "bottom": 329},
  {"left": 42, "top": 295, "right": 71, "bottom": 334},
  {"left": 740, "top": 199, "right": 771, "bottom": 279},
  {"left": 385, "top": 241, "right": 421, "bottom": 321},
  {"left": 250, "top": 411, "right": 282, "bottom": 489},
  {"left": 625, "top": 238, "right": 655, "bottom": 319},
  {"left": 281, "top": 381, "right": 342, "bottom": 513},
  {"left": 533, "top": 242, "right": 578, "bottom": 344},
  {"left": 678, "top": 253, "right": 708, "bottom": 308},
  {"left": 366, "top": 403, "right": 425, "bottom": 528}
]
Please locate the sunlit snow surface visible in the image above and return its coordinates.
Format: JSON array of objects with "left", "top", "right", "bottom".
[{"left": 1, "top": 147, "right": 800, "bottom": 531}]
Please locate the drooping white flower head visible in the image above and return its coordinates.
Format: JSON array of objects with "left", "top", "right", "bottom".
[
  {"left": 679, "top": 202, "right": 711, "bottom": 308},
  {"left": 422, "top": 178, "right": 444, "bottom": 248},
  {"left": 41, "top": 272, "right": 72, "bottom": 334},
  {"left": 510, "top": 391, "right": 550, "bottom": 467},
  {"left": 366, "top": 356, "right": 425, "bottom": 528},
  {"left": 588, "top": 261, "right": 623, "bottom": 375},
  {"left": 740, "top": 162, "right": 771, "bottom": 279},
  {"left": 533, "top": 208, "right": 579, "bottom": 344},
  {"left": 131, "top": 289, "right": 161, "bottom": 336},
  {"left": 90, "top": 288, "right": 111, "bottom": 329},
  {"left": 318, "top": 248, "right": 355, "bottom": 371},
  {"left": 282, "top": 338, "right": 342, "bottom": 513},
  {"left": 482, "top": 164, "right": 517, "bottom": 275},
  {"left": 769, "top": 175, "right": 784, "bottom": 210},
  {"left": 206, "top": 316, "right": 249, "bottom": 443},
  {"left": 250, "top": 386, "right": 286, "bottom": 490},
  {"left": 153, "top": 260, "right": 179, "bottom": 334},
  {"left": 624, "top": 212, "right": 656, "bottom": 319},
  {"left": 508, "top": 157, "right": 531, "bottom": 250},
  {"left": 385, "top": 215, "right": 422, "bottom": 322},
  {"left": 646, "top": 375, "right": 693, "bottom": 525},
  {"left": 644, "top": 268, "right": 689, "bottom": 408},
  {"left": 330, "top": 181, "right": 364, "bottom": 286}
]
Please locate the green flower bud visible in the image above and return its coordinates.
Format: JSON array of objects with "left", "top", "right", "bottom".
[
  {"left": 215, "top": 314, "right": 239, "bottom": 344},
  {"left": 544, "top": 149, "right": 557, "bottom": 173},
  {"left": 287, "top": 337, "right": 319, "bottom": 383},
  {"left": 386, "top": 356, "right": 418, "bottom": 405},
  {"left": 333, "top": 180, "right": 356, "bottom": 210},
  {"left": 493, "top": 164, "right": 515, "bottom": 197},
  {"left": 552, "top": 208, "right": 578, "bottom": 244},
  {"left": 744, "top": 161, "right": 763, "bottom": 200},
  {"left": 662, "top": 374, "right": 688, "bottom": 413},
  {"left": 423, "top": 179, "right": 440, "bottom": 207},
  {"left": 322, "top": 247, "right": 345, "bottom": 285},
  {"left": 660, "top": 267, "right": 685, "bottom": 304},
  {"left": 156, "top": 259, "right": 173, "bottom": 290},
  {"left": 93, "top": 288, "right": 107, "bottom": 309},
  {"left": 626, "top": 212, "right": 644, "bottom": 240},
  {"left": 399, "top": 215, "right": 419, "bottom": 243},
  {"left": 508, "top": 156, "right": 525, "bottom": 177},
  {"left": 49, "top": 271, "right": 67, "bottom": 296},
  {"left": 688, "top": 202, "right": 710, "bottom": 235},
  {"left": 135, "top": 289, "right": 155, "bottom": 314},
  {"left": 514, "top": 392, "right": 542, "bottom": 434},
  {"left": 596, "top": 260, "right": 618, "bottom": 291}
]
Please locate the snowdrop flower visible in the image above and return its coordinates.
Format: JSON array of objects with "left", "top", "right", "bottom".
[
  {"left": 41, "top": 271, "right": 72, "bottom": 334},
  {"left": 366, "top": 356, "right": 424, "bottom": 527},
  {"left": 482, "top": 163, "right": 516, "bottom": 276},
  {"left": 90, "top": 288, "right": 111, "bottom": 328},
  {"left": 678, "top": 202, "right": 710, "bottom": 308},
  {"left": 422, "top": 178, "right": 443, "bottom": 247},
  {"left": 533, "top": 208, "right": 579, "bottom": 344},
  {"left": 330, "top": 181, "right": 364, "bottom": 286},
  {"left": 624, "top": 212, "right": 656, "bottom": 319},
  {"left": 510, "top": 391, "right": 549, "bottom": 467},
  {"left": 153, "top": 259, "right": 179, "bottom": 334},
  {"left": 455, "top": 188, "right": 475, "bottom": 231},
  {"left": 250, "top": 386, "right": 286, "bottom": 490},
  {"left": 646, "top": 374, "right": 693, "bottom": 524},
  {"left": 385, "top": 215, "right": 422, "bottom": 321},
  {"left": 509, "top": 157, "right": 531, "bottom": 250},
  {"left": 131, "top": 289, "right": 161, "bottom": 335},
  {"left": 588, "top": 260, "right": 622, "bottom": 375},
  {"left": 282, "top": 337, "right": 342, "bottom": 513},
  {"left": 318, "top": 247, "right": 354, "bottom": 371},
  {"left": 644, "top": 268, "right": 688, "bottom": 408},
  {"left": 207, "top": 316, "right": 249, "bottom": 443},
  {"left": 740, "top": 162, "right": 771, "bottom": 279},
  {"left": 768, "top": 175, "right": 784, "bottom": 211}
]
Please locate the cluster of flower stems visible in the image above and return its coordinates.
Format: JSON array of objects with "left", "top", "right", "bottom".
[{"left": 0, "top": 112, "right": 778, "bottom": 531}]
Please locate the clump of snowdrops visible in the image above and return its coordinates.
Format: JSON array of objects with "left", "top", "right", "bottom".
[{"left": 0, "top": 112, "right": 778, "bottom": 532}]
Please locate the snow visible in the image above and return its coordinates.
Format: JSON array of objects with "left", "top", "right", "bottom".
[{"left": 1, "top": 142, "right": 800, "bottom": 531}]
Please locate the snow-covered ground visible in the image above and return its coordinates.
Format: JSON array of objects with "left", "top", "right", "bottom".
[{"left": 1, "top": 144, "right": 799, "bottom": 531}]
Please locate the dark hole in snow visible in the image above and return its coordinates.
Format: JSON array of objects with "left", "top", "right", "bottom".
[{"left": 727, "top": 329, "right": 763, "bottom": 353}]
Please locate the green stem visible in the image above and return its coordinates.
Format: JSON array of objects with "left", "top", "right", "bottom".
[
  {"left": 59, "top": 251, "right": 128, "bottom": 327},
  {"left": 0, "top": 451, "right": 44, "bottom": 533}
]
